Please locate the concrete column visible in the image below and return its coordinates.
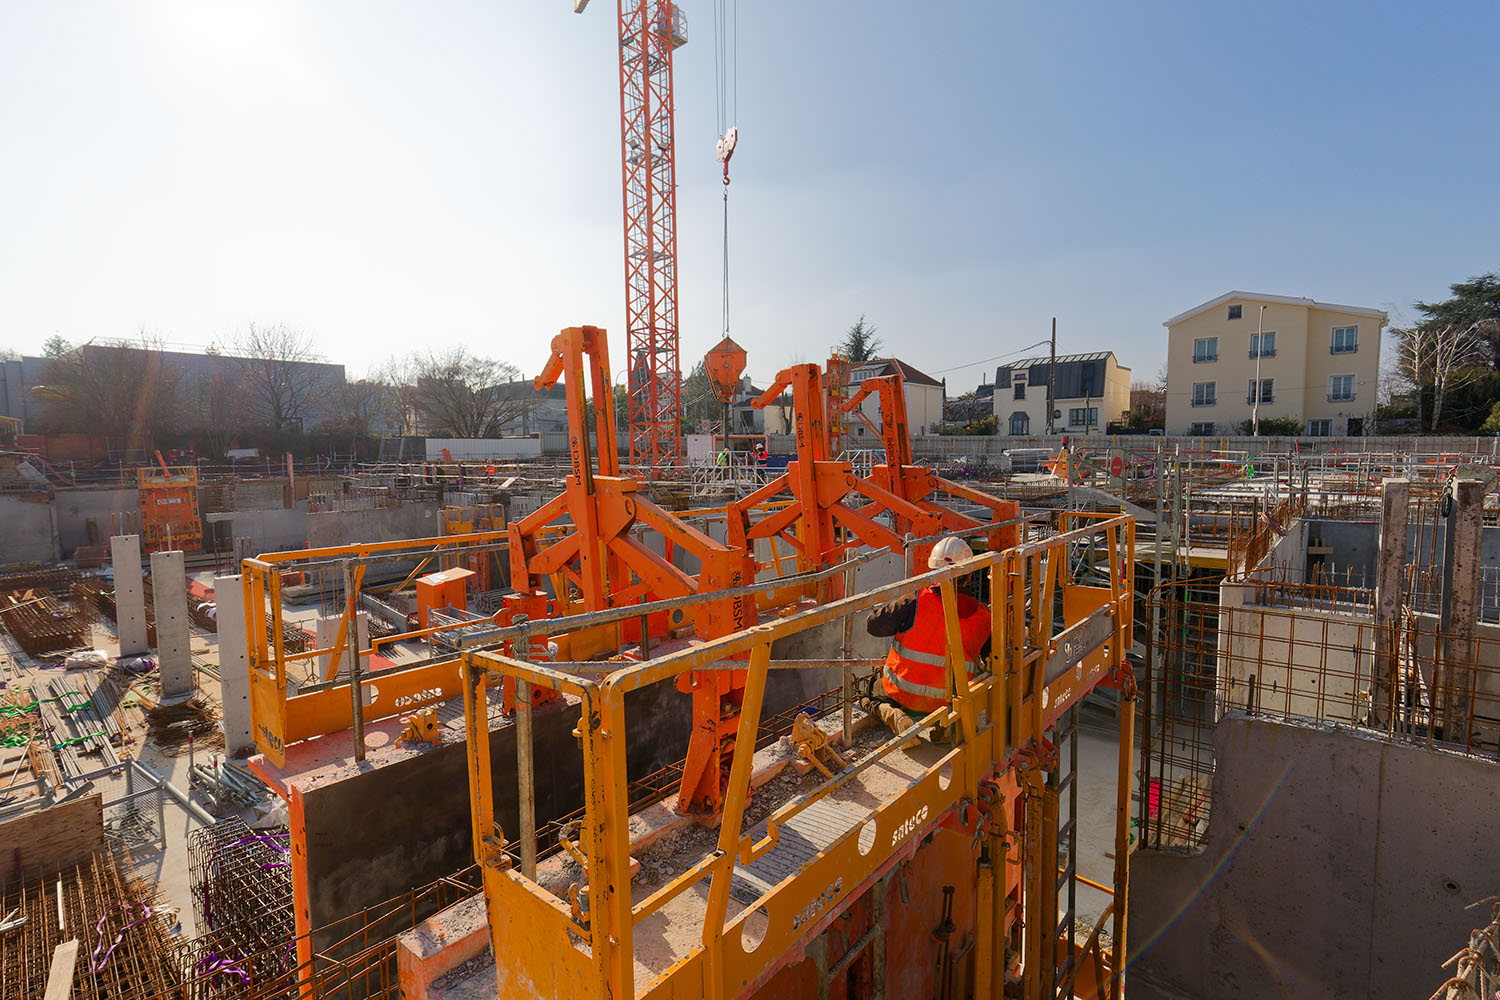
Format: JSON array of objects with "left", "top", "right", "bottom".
[
  {"left": 315, "top": 612, "right": 369, "bottom": 681},
  {"left": 1372, "top": 479, "right": 1408, "bottom": 728},
  {"left": 1439, "top": 479, "right": 1483, "bottom": 739},
  {"left": 150, "top": 550, "right": 193, "bottom": 698},
  {"left": 214, "top": 574, "right": 254, "bottom": 756},
  {"left": 110, "top": 534, "right": 148, "bottom": 656}
]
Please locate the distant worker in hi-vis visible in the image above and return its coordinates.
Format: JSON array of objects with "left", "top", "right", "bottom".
[{"left": 861, "top": 536, "right": 990, "bottom": 740}]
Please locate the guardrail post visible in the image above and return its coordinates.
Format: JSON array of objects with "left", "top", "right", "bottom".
[
  {"left": 514, "top": 616, "right": 537, "bottom": 880},
  {"left": 702, "top": 637, "right": 774, "bottom": 1000},
  {"left": 345, "top": 560, "right": 365, "bottom": 762},
  {"left": 841, "top": 562, "right": 856, "bottom": 745}
]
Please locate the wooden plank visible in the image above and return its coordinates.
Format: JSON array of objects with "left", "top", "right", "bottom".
[
  {"left": 0, "top": 794, "right": 105, "bottom": 887},
  {"left": 44, "top": 939, "right": 79, "bottom": 1000}
]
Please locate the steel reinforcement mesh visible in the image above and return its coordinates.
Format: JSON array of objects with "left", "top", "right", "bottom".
[
  {"left": 0, "top": 848, "right": 182, "bottom": 1000},
  {"left": 187, "top": 818, "right": 296, "bottom": 997}
]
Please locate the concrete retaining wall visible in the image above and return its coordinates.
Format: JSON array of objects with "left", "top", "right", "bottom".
[
  {"left": 306, "top": 503, "right": 440, "bottom": 549},
  {"left": 53, "top": 487, "right": 138, "bottom": 555},
  {"left": 206, "top": 503, "right": 309, "bottom": 556},
  {"left": 0, "top": 495, "right": 58, "bottom": 563},
  {"left": 424, "top": 438, "right": 541, "bottom": 461},
  {"left": 1129, "top": 714, "right": 1500, "bottom": 1000},
  {"left": 1218, "top": 598, "right": 1373, "bottom": 723}
]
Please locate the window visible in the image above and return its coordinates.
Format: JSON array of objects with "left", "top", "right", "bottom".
[
  {"left": 1008, "top": 411, "right": 1030, "bottom": 435},
  {"left": 1227, "top": 305, "right": 1243, "bottom": 320},
  {"left": 1188, "top": 421, "right": 1215, "bottom": 436},
  {"left": 1068, "top": 407, "right": 1098, "bottom": 428},
  {"left": 1249, "top": 331, "right": 1276, "bottom": 358},
  {"left": 1308, "top": 418, "right": 1333, "bottom": 437},
  {"left": 1191, "top": 382, "right": 1216, "bottom": 406},
  {"left": 1013, "top": 380, "right": 1026, "bottom": 400},
  {"left": 1193, "top": 337, "right": 1218, "bottom": 363},
  {"left": 1246, "top": 378, "right": 1274, "bottom": 404},
  {"left": 1332, "top": 326, "right": 1359, "bottom": 354},
  {"left": 1079, "top": 362, "right": 1097, "bottom": 397},
  {"left": 1329, "top": 375, "right": 1355, "bottom": 402}
]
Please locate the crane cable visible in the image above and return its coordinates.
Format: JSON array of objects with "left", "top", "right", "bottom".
[{"left": 713, "top": 0, "right": 738, "bottom": 339}]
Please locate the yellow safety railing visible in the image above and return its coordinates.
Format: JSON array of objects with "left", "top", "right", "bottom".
[
  {"left": 242, "top": 502, "right": 842, "bottom": 769},
  {"left": 461, "top": 513, "right": 1136, "bottom": 1000}
]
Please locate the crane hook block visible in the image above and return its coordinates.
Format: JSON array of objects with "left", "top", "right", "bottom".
[{"left": 717, "top": 126, "right": 738, "bottom": 184}]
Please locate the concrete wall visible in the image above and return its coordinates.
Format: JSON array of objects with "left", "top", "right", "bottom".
[
  {"left": 53, "top": 487, "right": 138, "bottom": 555},
  {"left": 1129, "top": 714, "right": 1500, "bottom": 1000},
  {"left": 306, "top": 502, "right": 440, "bottom": 549},
  {"left": 1218, "top": 600, "right": 1373, "bottom": 723},
  {"left": 0, "top": 495, "right": 58, "bottom": 563},
  {"left": 1304, "top": 517, "right": 1379, "bottom": 581},
  {"left": 424, "top": 438, "right": 542, "bottom": 461},
  {"left": 206, "top": 502, "right": 309, "bottom": 555}
]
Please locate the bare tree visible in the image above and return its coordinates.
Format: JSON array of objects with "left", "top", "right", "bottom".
[
  {"left": 33, "top": 333, "right": 185, "bottom": 444},
  {"left": 1396, "top": 320, "right": 1495, "bottom": 430},
  {"left": 190, "top": 363, "right": 251, "bottom": 457},
  {"left": 372, "top": 355, "right": 426, "bottom": 436},
  {"left": 326, "top": 379, "right": 392, "bottom": 455},
  {"left": 381, "top": 348, "right": 527, "bottom": 438},
  {"left": 226, "top": 324, "right": 328, "bottom": 433}
]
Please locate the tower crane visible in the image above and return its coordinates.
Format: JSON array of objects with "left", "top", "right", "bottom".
[{"left": 573, "top": 0, "right": 688, "bottom": 469}]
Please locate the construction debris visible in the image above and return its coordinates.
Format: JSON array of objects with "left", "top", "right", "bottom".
[
  {"left": 188, "top": 759, "right": 272, "bottom": 815},
  {"left": 145, "top": 699, "right": 223, "bottom": 757}
]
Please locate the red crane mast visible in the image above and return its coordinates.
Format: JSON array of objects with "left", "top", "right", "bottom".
[{"left": 615, "top": 0, "right": 686, "bottom": 468}]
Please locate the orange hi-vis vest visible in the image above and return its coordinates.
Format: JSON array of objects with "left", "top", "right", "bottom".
[{"left": 881, "top": 587, "right": 991, "bottom": 713}]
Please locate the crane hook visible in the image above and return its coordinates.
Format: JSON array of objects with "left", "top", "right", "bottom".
[{"left": 716, "top": 125, "right": 738, "bottom": 186}]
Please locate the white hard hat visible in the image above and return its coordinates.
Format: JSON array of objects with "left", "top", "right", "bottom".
[{"left": 927, "top": 536, "right": 974, "bottom": 569}]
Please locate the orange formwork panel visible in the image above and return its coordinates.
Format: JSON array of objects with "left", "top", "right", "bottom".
[{"left": 137, "top": 463, "right": 202, "bottom": 554}]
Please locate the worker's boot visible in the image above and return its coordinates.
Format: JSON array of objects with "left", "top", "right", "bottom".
[{"left": 875, "top": 702, "right": 921, "bottom": 749}]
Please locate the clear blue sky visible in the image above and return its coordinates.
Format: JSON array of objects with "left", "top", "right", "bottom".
[{"left": 1, "top": 1, "right": 1495, "bottom": 390}]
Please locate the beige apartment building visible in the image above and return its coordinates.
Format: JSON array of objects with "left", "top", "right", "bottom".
[{"left": 1164, "top": 291, "right": 1387, "bottom": 436}]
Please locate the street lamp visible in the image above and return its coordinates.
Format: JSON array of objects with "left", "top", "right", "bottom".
[{"left": 1252, "top": 304, "right": 1268, "bottom": 436}]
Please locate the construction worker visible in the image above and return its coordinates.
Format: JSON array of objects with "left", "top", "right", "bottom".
[{"left": 862, "top": 536, "right": 990, "bottom": 739}]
